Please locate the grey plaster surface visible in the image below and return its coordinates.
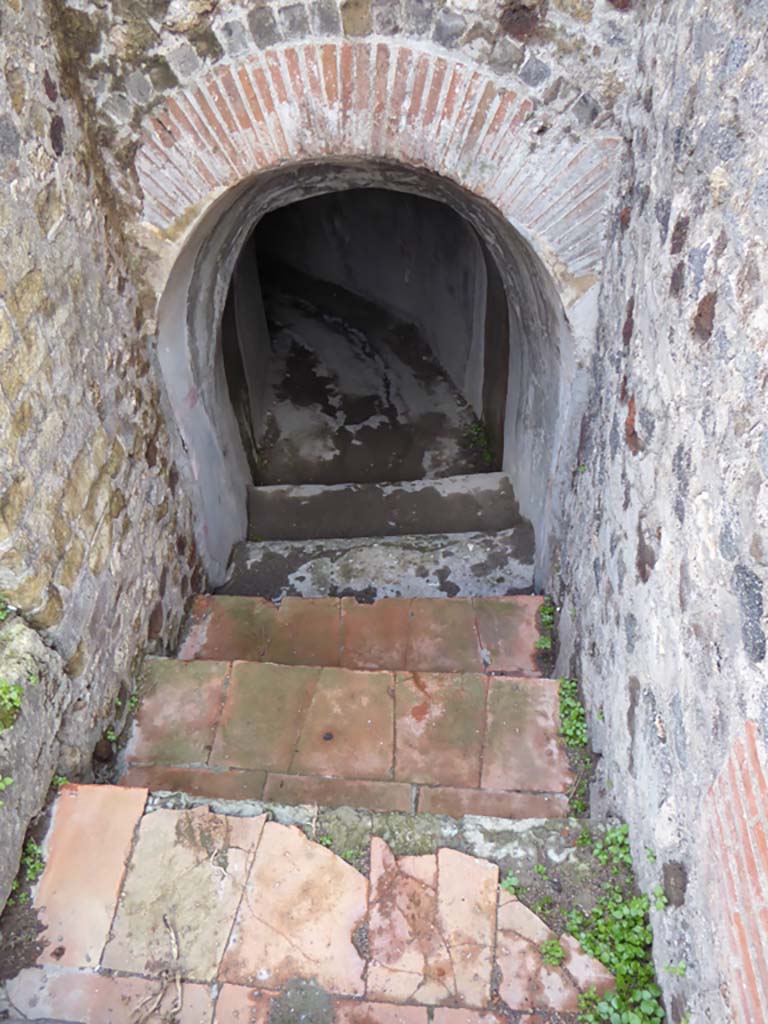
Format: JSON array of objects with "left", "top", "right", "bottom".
[
  {"left": 247, "top": 473, "right": 522, "bottom": 541},
  {"left": 253, "top": 269, "right": 492, "bottom": 486},
  {"left": 220, "top": 526, "right": 534, "bottom": 601}
]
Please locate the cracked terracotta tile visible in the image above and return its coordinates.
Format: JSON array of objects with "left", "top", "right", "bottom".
[
  {"left": 561, "top": 933, "right": 614, "bottom": 996},
  {"left": 482, "top": 677, "right": 573, "bottom": 794},
  {"left": 341, "top": 596, "right": 412, "bottom": 670},
  {"left": 472, "top": 596, "right": 544, "bottom": 676},
  {"left": 125, "top": 659, "right": 229, "bottom": 767},
  {"left": 335, "top": 1000, "right": 430, "bottom": 1022},
  {"left": 219, "top": 821, "right": 367, "bottom": 995},
  {"left": 395, "top": 672, "right": 485, "bottom": 787},
  {"left": 406, "top": 599, "right": 483, "bottom": 673},
  {"left": 35, "top": 784, "right": 147, "bottom": 968},
  {"left": 265, "top": 596, "right": 342, "bottom": 666},
  {"left": 5, "top": 966, "right": 213, "bottom": 1023},
  {"left": 496, "top": 893, "right": 582, "bottom": 1013},
  {"left": 102, "top": 807, "right": 265, "bottom": 982},
  {"left": 209, "top": 661, "right": 320, "bottom": 772},
  {"left": 367, "top": 838, "right": 448, "bottom": 1005},
  {"left": 366, "top": 840, "right": 497, "bottom": 1008},
  {"left": 436, "top": 848, "right": 498, "bottom": 1007},
  {"left": 178, "top": 595, "right": 277, "bottom": 661},
  {"left": 292, "top": 667, "right": 394, "bottom": 780},
  {"left": 214, "top": 984, "right": 275, "bottom": 1022}
]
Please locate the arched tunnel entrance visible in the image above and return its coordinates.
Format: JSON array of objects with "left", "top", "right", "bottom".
[
  {"left": 157, "top": 162, "right": 578, "bottom": 593},
  {"left": 222, "top": 188, "right": 510, "bottom": 491}
]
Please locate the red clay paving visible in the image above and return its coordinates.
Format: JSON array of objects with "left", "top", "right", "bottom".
[
  {"left": 178, "top": 595, "right": 546, "bottom": 676},
  {"left": 121, "top": 595, "right": 568, "bottom": 818},
  {"left": 120, "top": 661, "right": 570, "bottom": 817},
  {"left": 4, "top": 785, "right": 613, "bottom": 1022}
]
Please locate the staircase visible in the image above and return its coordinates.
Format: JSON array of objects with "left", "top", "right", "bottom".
[{"left": 0, "top": 587, "right": 623, "bottom": 1023}]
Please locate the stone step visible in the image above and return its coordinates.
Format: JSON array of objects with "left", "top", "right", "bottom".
[
  {"left": 247, "top": 473, "right": 523, "bottom": 541},
  {"left": 220, "top": 529, "right": 535, "bottom": 601},
  {"left": 179, "top": 594, "right": 546, "bottom": 675},
  {"left": 2, "top": 784, "right": 615, "bottom": 1022},
  {"left": 119, "top": 658, "right": 571, "bottom": 819}
]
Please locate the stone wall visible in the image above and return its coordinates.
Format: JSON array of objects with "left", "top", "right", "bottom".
[
  {"left": 0, "top": 0, "right": 199, "bottom": 905},
  {"left": 555, "top": 0, "right": 768, "bottom": 1019}
]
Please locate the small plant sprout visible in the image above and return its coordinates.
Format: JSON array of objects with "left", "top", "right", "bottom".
[
  {"left": 317, "top": 835, "right": 333, "bottom": 848},
  {"left": 22, "top": 839, "right": 45, "bottom": 884},
  {"left": 540, "top": 939, "right": 566, "bottom": 967},
  {"left": 501, "top": 872, "right": 521, "bottom": 894},
  {"left": 0, "top": 679, "right": 23, "bottom": 731},
  {"left": 652, "top": 886, "right": 668, "bottom": 911},
  {"left": 534, "top": 863, "right": 549, "bottom": 879},
  {"left": 577, "top": 828, "right": 593, "bottom": 847},
  {"left": 664, "top": 962, "right": 686, "bottom": 977},
  {"left": 534, "top": 635, "right": 552, "bottom": 651},
  {"left": 106, "top": 728, "right": 118, "bottom": 743},
  {"left": 0, "top": 776, "right": 13, "bottom": 806},
  {"left": 646, "top": 847, "right": 657, "bottom": 864},
  {"left": 559, "top": 679, "right": 589, "bottom": 748},
  {"left": 52, "top": 775, "right": 69, "bottom": 789}
]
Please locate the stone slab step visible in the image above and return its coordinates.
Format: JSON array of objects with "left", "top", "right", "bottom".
[
  {"left": 178, "top": 594, "right": 546, "bottom": 675},
  {"left": 118, "top": 658, "right": 572, "bottom": 818},
  {"left": 247, "top": 473, "right": 523, "bottom": 541},
  {"left": 2, "top": 784, "right": 614, "bottom": 1021},
  {"left": 220, "top": 526, "right": 534, "bottom": 601}
]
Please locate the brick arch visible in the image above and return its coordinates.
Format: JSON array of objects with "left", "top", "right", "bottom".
[
  {"left": 138, "top": 38, "right": 619, "bottom": 285},
  {"left": 145, "top": 39, "right": 620, "bottom": 582}
]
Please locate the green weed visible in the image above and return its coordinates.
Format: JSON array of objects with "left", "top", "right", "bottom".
[
  {"left": 21, "top": 839, "right": 45, "bottom": 884},
  {"left": 0, "top": 678, "right": 23, "bottom": 731},
  {"left": 541, "top": 939, "right": 566, "bottom": 967},
  {"left": 0, "top": 775, "right": 13, "bottom": 806},
  {"left": 559, "top": 678, "right": 589, "bottom": 748}
]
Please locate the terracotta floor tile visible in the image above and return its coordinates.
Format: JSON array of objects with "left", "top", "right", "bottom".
[
  {"left": 5, "top": 967, "right": 213, "bottom": 1023},
  {"left": 335, "top": 1000, "right": 430, "bottom": 1022},
  {"left": 367, "top": 838, "right": 446, "bottom": 1005},
  {"left": 179, "top": 595, "right": 277, "bottom": 661},
  {"left": 482, "top": 678, "right": 573, "bottom": 794},
  {"left": 561, "top": 933, "right": 614, "bottom": 996},
  {"left": 340, "top": 597, "right": 411, "bottom": 670},
  {"left": 417, "top": 786, "right": 568, "bottom": 820},
  {"left": 214, "top": 984, "right": 275, "bottom": 1022},
  {"left": 102, "top": 807, "right": 266, "bottom": 982},
  {"left": 209, "top": 661, "right": 320, "bottom": 772},
  {"left": 125, "top": 659, "right": 228, "bottom": 766},
  {"left": 292, "top": 667, "right": 394, "bottom": 780},
  {"left": 496, "top": 893, "right": 580, "bottom": 1013},
  {"left": 220, "top": 821, "right": 367, "bottom": 994},
  {"left": 407, "top": 599, "right": 483, "bottom": 673},
  {"left": 265, "top": 597, "right": 342, "bottom": 666},
  {"left": 473, "top": 596, "right": 544, "bottom": 676},
  {"left": 432, "top": 1011, "right": 520, "bottom": 1023},
  {"left": 120, "top": 765, "right": 266, "bottom": 801},
  {"left": 35, "top": 784, "right": 147, "bottom": 968},
  {"left": 395, "top": 672, "right": 486, "bottom": 787},
  {"left": 436, "top": 848, "right": 498, "bottom": 1007},
  {"left": 263, "top": 773, "right": 411, "bottom": 812},
  {"left": 367, "top": 840, "right": 496, "bottom": 1008}
]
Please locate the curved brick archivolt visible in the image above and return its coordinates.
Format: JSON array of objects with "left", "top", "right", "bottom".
[{"left": 137, "top": 38, "right": 619, "bottom": 282}]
